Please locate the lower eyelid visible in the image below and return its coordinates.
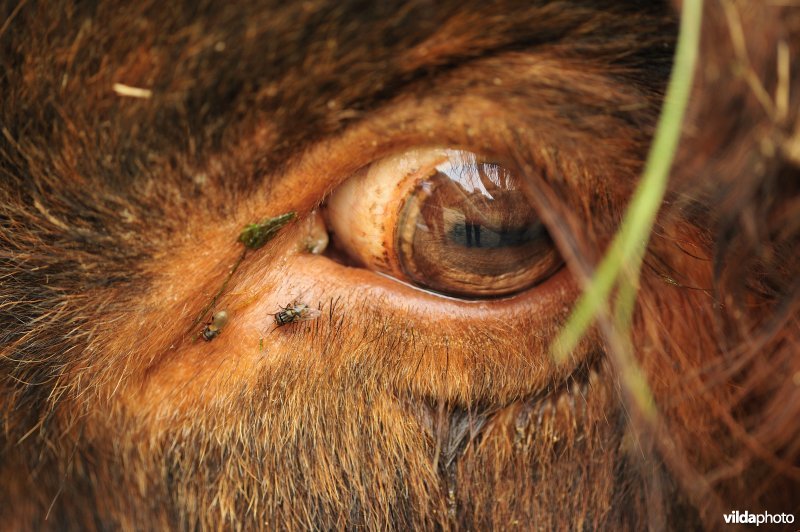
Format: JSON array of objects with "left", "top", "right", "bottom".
[
  {"left": 126, "top": 224, "right": 587, "bottom": 417},
  {"left": 226, "top": 245, "right": 586, "bottom": 401},
  {"left": 291, "top": 250, "right": 576, "bottom": 322}
]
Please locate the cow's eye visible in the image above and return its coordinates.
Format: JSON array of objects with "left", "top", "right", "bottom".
[{"left": 324, "top": 148, "right": 563, "bottom": 298}]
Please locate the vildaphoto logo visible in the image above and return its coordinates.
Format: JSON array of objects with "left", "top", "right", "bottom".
[{"left": 723, "top": 510, "right": 795, "bottom": 526}]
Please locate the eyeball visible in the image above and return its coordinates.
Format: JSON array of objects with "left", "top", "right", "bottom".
[{"left": 325, "top": 148, "right": 563, "bottom": 298}]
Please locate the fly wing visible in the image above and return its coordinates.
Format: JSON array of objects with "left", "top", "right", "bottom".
[{"left": 296, "top": 307, "right": 322, "bottom": 321}]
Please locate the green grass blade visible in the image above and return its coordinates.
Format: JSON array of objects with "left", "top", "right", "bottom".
[{"left": 551, "top": 0, "right": 704, "bottom": 362}]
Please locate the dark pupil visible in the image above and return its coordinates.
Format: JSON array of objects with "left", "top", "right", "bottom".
[{"left": 396, "top": 156, "right": 561, "bottom": 298}]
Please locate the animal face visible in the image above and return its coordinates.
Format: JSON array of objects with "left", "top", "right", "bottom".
[{"left": 1, "top": 1, "right": 798, "bottom": 529}]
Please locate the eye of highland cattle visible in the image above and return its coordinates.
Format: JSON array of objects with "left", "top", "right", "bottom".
[{"left": 325, "top": 148, "right": 563, "bottom": 298}]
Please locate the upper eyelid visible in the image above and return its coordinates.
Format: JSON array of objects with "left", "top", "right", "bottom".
[{"left": 245, "top": 53, "right": 659, "bottom": 220}]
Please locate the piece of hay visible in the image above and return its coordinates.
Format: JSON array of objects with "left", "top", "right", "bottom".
[{"left": 238, "top": 212, "right": 296, "bottom": 249}]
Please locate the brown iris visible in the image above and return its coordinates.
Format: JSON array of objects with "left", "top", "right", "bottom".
[
  {"left": 395, "top": 152, "right": 561, "bottom": 297},
  {"left": 325, "top": 148, "right": 563, "bottom": 299}
]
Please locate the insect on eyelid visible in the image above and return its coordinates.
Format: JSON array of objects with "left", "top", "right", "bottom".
[{"left": 274, "top": 301, "right": 322, "bottom": 327}]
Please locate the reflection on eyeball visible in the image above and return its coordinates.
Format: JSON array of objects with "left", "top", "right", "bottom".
[{"left": 325, "top": 148, "right": 563, "bottom": 298}]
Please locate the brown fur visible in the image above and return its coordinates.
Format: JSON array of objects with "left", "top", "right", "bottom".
[{"left": 0, "top": 0, "right": 798, "bottom": 530}]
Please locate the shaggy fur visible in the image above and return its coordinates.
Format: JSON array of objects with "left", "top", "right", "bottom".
[{"left": 0, "top": 0, "right": 797, "bottom": 529}]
